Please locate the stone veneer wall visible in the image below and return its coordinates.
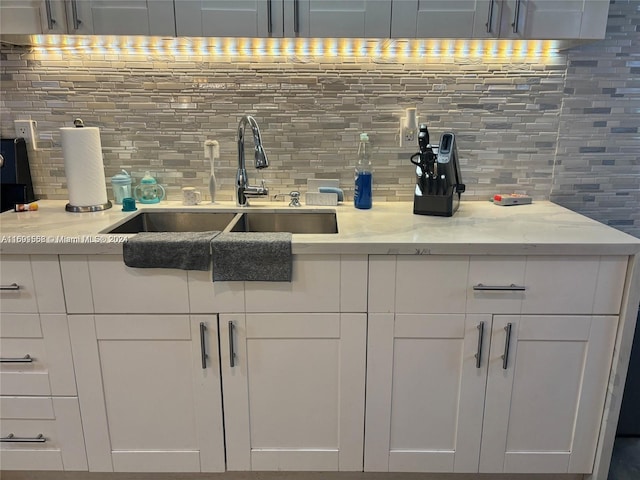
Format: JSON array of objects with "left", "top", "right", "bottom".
[{"left": 1, "top": 1, "right": 638, "bottom": 237}]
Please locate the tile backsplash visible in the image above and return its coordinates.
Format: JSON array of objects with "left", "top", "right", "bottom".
[{"left": 1, "top": 1, "right": 638, "bottom": 237}]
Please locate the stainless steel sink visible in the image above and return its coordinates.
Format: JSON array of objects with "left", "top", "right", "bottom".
[
  {"left": 105, "top": 211, "right": 238, "bottom": 233},
  {"left": 103, "top": 210, "right": 338, "bottom": 234},
  {"left": 228, "top": 212, "right": 338, "bottom": 234}
]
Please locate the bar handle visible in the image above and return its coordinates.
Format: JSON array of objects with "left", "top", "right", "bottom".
[
  {"left": 44, "top": 0, "right": 56, "bottom": 30},
  {"left": 294, "top": 0, "right": 300, "bottom": 34},
  {"left": 71, "top": 0, "right": 82, "bottom": 30},
  {"left": 199, "top": 322, "right": 208, "bottom": 369},
  {"left": 512, "top": 0, "right": 522, "bottom": 33},
  {"left": 0, "top": 283, "right": 21, "bottom": 291},
  {"left": 502, "top": 323, "right": 513, "bottom": 369},
  {"left": 475, "top": 321, "right": 485, "bottom": 368},
  {"left": 485, "top": 0, "right": 495, "bottom": 33},
  {"left": 0, "top": 354, "right": 33, "bottom": 363},
  {"left": 267, "top": 0, "right": 273, "bottom": 34},
  {"left": 1, "top": 433, "right": 46, "bottom": 443},
  {"left": 228, "top": 321, "right": 236, "bottom": 368},
  {"left": 473, "top": 283, "right": 526, "bottom": 291}
]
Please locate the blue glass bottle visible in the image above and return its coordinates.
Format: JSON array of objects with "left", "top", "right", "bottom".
[{"left": 354, "top": 133, "right": 372, "bottom": 209}]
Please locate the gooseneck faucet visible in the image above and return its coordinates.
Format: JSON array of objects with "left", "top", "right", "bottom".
[{"left": 236, "top": 115, "right": 269, "bottom": 206}]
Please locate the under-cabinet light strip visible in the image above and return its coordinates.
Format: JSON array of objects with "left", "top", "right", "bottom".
[{"left": 29, "top": 35, "right": 560, "bottom": 60}]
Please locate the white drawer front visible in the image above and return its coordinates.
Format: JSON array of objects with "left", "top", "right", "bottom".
[
  {"left": 0, "top": 396, "right": 87, "bottom": 470},
  {"left": 0, "top": 255, "right": 65, "bottom": 313},
  {"left": 0, "top": 315, "right": 77, "bottom": 396},
  {"left": 467, "top": 256, "right": 628, "bottom": 315},
  {"left": 1, "top": 255, "right": 38, "bottom": 312}
]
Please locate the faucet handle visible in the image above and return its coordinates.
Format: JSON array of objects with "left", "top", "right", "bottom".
[{"left": 289, "top": 191, "right": 301, "bottom": 207}]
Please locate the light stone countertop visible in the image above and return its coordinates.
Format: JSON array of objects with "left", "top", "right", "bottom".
[{"left": 0, "top": 199, "right": 638, "bottom": 256}]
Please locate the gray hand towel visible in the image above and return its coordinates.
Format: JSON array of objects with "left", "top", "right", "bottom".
[
  {"left": 211, "top": 232, "right": 292, "bottom": 282},
  {"left": 123, "top": 231, "right": 220, "bottom": 271}
]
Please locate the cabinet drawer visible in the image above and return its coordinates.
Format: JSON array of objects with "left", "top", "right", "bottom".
[
  {"left": 0, "top": 255, "right": 65, "bottom": 313},
  {"left": 0, "top": 315, "right": 77, "bottom": 396},
  {"left": 468, "top": 256, "right": 627, "bottom": 315},
  {"left": 0, "top": 396, "right": 87, "bottom": 470},
  {"left": 60, "top": 255, "right": 190, "bottom": 314}
]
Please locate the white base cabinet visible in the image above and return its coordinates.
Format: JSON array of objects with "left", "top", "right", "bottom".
[
  {"left": 220, "top": 313, "right": 367, "bottom": 471},
  {"left": 67, "top": 314, "right": 224, "bottom": 472},
  {"left": 365, "top": 254, "right": 627, "bottom": 475}
]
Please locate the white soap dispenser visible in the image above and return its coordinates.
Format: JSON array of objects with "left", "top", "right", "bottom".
[{"left": 204, "top": 140, "right": 219, "bottom": 203}]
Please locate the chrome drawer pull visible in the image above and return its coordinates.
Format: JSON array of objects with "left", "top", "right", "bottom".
[
  {"left": 502, "top": 323, "right": 513, "bottom": 370},
  {"left": 0, "top": 354, "right": 33, "bottom": 363},
  {"left": 0, "top": 283, "right": 21, "bottom": 290},
  {"left": 1, "top": 433, "right": 46, "bottom": 443},
  {"left": 200, "top": 322, "right": 208, "bottom": 369},
  {"left": 473, "top": 283, "right": 526, "bottom": 291},
  {"left": 228, "top": 321, "right": 236, "bottom": 368},
  {"left": 475, "top": 321, "right": 485, "bottom": 368}
]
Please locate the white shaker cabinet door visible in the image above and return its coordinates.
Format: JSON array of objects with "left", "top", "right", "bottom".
[
  {"left": 176, "top": 0, "right": 282, "bottom": 37},
  {"left": 286, "top": 0, "right": 391, "bottom": 37},
  {"left": 365, "top": 313, "right": 491, "bottom": 472},
  {"left": 68, "top": 314, "right": 224, "bottom": 472},
  {"left": 78, "top": 0, "right": 175, "bottom": 35},
  {"left": 480, "top": 314, "right": 617, "bottom": 474},
  {"left": 220, "top": 312, "right": 366, "bottom": 471}
]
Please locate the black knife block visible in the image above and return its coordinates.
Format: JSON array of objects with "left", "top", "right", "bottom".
[{"left": 413, "top": 187, "right": 461, "bottom": 217}]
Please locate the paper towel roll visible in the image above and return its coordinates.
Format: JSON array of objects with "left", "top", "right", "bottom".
[{"left": 60, "top": 126, "right": 109, "bottom": 209}]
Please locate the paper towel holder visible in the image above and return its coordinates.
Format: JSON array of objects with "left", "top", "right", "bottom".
[{"left": 64, "top": 118, "right": 113, "bottom": 213}]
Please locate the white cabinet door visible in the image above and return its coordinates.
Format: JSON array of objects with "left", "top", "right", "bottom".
[
  {"left": 286, "top": 0, "right": 391, "bottom": 37},
  {"left": 220, "top": 312, "right": 366, "bottom": 471},
  {"left": 480, "top": 315, "right": 618, "bottom": 474},
  {"left": 500, "top": 0, "right": 587, "bottom": 39},
  {"left": 392, "top": 0, "right": 492, "bottom": 38},
  {"left": 0, "top": 0, "right": 67, "bottom": 34},
  {"left": 176, "top": 0, "right": 283, "bottom": 37},
  {"left": 68, "top": 314, "right": 224, "bottom": 472},
  {"left": 78, "top": 0, "right": 175, "bottom": 35},
  {"left": 365, "top": 313, "right": 490, "bottom": 472}
]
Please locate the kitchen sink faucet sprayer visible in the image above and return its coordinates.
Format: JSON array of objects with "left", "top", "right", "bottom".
[{"left": 236, "top": 115, "right": 269, "bottom": 207}]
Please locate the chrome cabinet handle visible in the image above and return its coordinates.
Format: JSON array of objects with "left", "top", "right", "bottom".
[
  {"left": 485, "top": 0, "right": 495, "bottom": 33},
  {"left": 294, "top": 0, "right": 300, "bottom": 34},
  {"left": 71, "top": 0, "right": 82, "bottom": 30},
  {"left": 44, "top": 0, "right": 56, "bottom": 30},
  {"left": 0, "top": 354, "right": 33, "bottom": 363},
  {"left": 512, "top": 0, "right": 522, "bottom": 33},
  {"left": 0, "top": 283, "right": 20, "bottom": 290},
  {"left": 267, "top": 0, "right": 273, "bottom": 34},
  {"left": 199, "top": 322, "right": 208, "bottom": 369},
  {"left": 502, "top": 323, "right": 513, "bottom": 369},
  {"left": 1, "top": 433, "right": 46, "bottom": 443},
  {"left": 228, "top": 321, "right": 236, "bottom": 368},
  {"left": 475, "top": 322, "right": 485, "bottom": 368},
  {"left": 473, "top": 283, "right": 526, "bottom": 291}
]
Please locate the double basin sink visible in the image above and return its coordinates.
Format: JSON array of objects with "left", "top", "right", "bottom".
[{"left": 104, "top": 210, "right": 338, "bottom": 235}]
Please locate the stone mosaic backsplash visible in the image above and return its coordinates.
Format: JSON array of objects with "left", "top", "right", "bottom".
[{"left": 0, "top": 1, "right": 638, "bottom": 237}]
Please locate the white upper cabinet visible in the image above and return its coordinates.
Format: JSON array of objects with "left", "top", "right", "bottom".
[
  {"left": 0, "top": 0, "right": 175, "bottom": 35},
  {"left": 175, "top": 0, "right": 283, "bottom": 37},
  {"left": 391, "top": 0, "right": 610, "bottom": 40},
  {"left": 176, "top": 0, "right": 392, "bottom": 38},
  {"left": 285, "top": 0, "right": 392, "bottom": 38},
  {"left": 0, "top": 0, "right": 66, "bottom": 34}
]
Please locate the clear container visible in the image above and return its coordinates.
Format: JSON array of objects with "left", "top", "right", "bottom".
[{"left": 110, "top": 169, "right": 132, "bottom": 205}]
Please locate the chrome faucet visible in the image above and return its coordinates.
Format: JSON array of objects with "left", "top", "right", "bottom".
[{"left": 236, "top": 115, "right": 269, "bottom": 206}]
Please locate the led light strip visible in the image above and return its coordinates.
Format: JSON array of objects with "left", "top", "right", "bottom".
[{"left": 29, "top": 35, "right": 560, "bottom": 60}]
